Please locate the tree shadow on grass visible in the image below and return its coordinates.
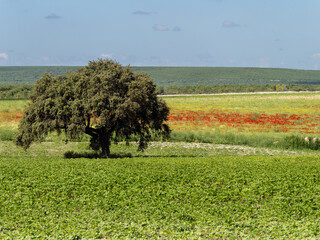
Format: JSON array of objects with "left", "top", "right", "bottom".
[
  {"left": 63, "top": 151, "right": 132, "bottom": 159},
  {"left": 135, "top": 154, "right": 202, "bottom": 158},
  {"left": 63, "top": 151, "right": 201, "bottom": 159},
  {"left": 63, "top": 149, "right": 205, "bottom": 159}
]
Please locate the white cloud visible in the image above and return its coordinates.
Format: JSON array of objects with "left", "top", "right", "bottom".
[
  {"left": 101, "top": 53, "right": 113, "bottom": 59},
  {"left": 312, "top": 53, "right": 320, "bottom": 60},
  {"left": 153, "top": 24, "right": 169, "bottom": 31},
  {"left": 133, "top": 10, "right": 154, "bottom": 15},
  {"left": 222, "top": 21, "right": 240, "bottom": 28},
  {"left": 0, "top": 53, "right": 8, "bottom": 60},
  {"left": 45, "top": 13, "right": 61, "bottom": 19}
]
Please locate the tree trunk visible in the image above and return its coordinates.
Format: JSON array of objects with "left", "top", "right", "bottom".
[
  {"left": 100, "top": 133, "right": 111, "bottom": 157},
  {"left": 85, "top": 126, "right": 112, "bottom": 157}
]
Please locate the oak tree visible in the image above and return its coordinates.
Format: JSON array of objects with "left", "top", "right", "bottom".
[{"left": 15, "top": 59, "right": 170, "bottom": 157}]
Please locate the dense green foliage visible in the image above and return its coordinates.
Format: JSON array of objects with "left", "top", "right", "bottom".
[
  {"left": 15, "top": 60, "right": 170, "bottom": 156},
  {"left": 1, "top": 66, "right": 320, "bottom": 86},
  {"left": 1, "top": 153, "right": 320, "bottom": 239}
]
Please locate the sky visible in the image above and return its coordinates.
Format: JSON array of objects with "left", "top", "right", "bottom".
[{"left": 1, "top": 0, "right": 320, "bottom": 69}]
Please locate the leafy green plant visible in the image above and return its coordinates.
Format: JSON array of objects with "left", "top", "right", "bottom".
[{"left": 1, "top": 154, "right": 320, "bottom": 238}]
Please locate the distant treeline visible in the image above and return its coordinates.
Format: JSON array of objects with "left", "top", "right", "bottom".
[
  {"left": 158, "top": 84, "right": 320, "bottom": 94},
  {"left": 0, "top": 85, "right": 33, "bottom": 99},
  {"left": 2, "top": 84, "right": 320, "bottom": 99}
]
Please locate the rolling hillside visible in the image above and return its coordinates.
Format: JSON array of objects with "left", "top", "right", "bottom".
[
  {"left": 133, "top": 67, "right": 320, "bottom": 86},
  {"left": 1, "top": 66, "right": 320, "bottom": 86}
]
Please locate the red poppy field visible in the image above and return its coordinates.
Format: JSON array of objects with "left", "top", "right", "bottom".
[
  {"left": 0, "top": 111, "right": 23, "bottom": 123},
  {"left": 0, "top": 100, "right": 25, "bottom": 130},
  {"left": 167, "top": 110, "right": 320, "bottom": 134},
  {"left": 164, "top": 93, "right": 320, "bottom": 135}
]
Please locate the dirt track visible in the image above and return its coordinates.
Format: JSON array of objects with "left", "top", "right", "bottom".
[{"left": 161, "top": 91, "right": 320, "bottom": 97}]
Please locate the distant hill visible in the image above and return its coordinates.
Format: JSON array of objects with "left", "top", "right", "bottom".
[
  {"left": 1, "top": 66, "right": 320, "bottom": 86},
  {"left": 133, "top": 67, "right": 320, "bottom": 86},
  {"left": 0, "top": 66, "right": 79, "bottom": 85}
]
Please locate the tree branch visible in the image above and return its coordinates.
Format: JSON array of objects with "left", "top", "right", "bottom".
[{"left": 85, "top": 126, "right": 99, "bottom": 138}]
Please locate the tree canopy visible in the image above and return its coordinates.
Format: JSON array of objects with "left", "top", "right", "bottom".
[{"left": 15, "top": 59, "right": 170, "bottom": 157}]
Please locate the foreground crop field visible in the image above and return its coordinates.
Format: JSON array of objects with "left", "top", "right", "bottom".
[{"left": 1, "top": 145, "right": 320, "bottom": 238}]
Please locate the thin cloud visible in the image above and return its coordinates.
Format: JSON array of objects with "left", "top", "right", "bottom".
[
  {"left": 101, "top": 53, "right": 113, "bottom": 59},
  {"left": 41, "top": 56, "right": 49, "bottom": 61},
  {"left": 222, "top": 21, "right": 240, "bottom": 28},
  {"left": 312, "top": 53, "right": 320, "bottom": 60},
  {"left": 45, "top": 13, "right": 61, "bottom": 20},
  {"left": 133, "top": 10, "right": 154, "bottom": 15},
  {"left": 173, "top": 26, "right": 182, "bottom": 32},
  {"left": 153, "top": 24, "right": 169, "bottom": 31},
  {"left": 0, "top": 53, "right": 8, "bottom": 60}
]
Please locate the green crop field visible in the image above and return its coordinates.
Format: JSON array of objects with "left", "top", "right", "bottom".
[
  {"left": 1, "top": 141, "right": 320, "bottom": 239},
  {"left": 1, "top": 66, "right": 320, "bottom": 86}
]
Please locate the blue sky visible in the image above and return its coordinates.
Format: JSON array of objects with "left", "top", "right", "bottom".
[{"left": 1, "top": 0, "right": 320, "bottom": 69}]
